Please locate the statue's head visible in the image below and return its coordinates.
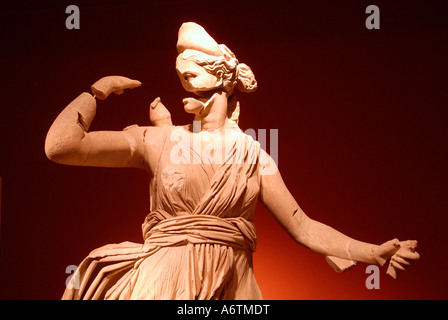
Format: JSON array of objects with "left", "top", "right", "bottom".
[{"left": 176, "top": 22, "right": 257, "bottom": 98}]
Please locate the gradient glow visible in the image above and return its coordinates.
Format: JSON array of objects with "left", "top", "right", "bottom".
[{"left": 0, "top": 1, "right": 446, "bottom": 299}]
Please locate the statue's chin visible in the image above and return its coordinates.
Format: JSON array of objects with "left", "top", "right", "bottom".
[
  {"left": 183, "top": 88, "right": 224, "bottom": 115},
  {"left": 183, "top": 97, "right": 204, "bottom": 115}
]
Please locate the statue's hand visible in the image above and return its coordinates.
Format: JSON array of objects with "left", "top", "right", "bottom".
[
  {"left": 373, "top": 239, "right": 420, "bottom": 279},
  {"left": 386, "top": 240, "right": 420, "bottom": 279},
  {"left": 91, "top": 76, "right": 141, "bottom": 100}
]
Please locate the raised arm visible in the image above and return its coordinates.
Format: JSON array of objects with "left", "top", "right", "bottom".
[
  {"left": 259, "top": 151, "right": 419, "bottom": 277},
  {"left": 45, "top": 76, "right": 155, "bottom": 169}
]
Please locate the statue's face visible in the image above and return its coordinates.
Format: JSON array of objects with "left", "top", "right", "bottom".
[{"left": 176, "top": 55, "right": 221, "bottom": 96}]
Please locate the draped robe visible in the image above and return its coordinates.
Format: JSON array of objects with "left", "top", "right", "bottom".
[{"left": 62, "top": 125, "right": 263, "bottom": 300}]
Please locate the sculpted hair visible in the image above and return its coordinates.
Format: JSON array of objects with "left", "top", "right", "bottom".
[{"left": 180, "top": 48, "right": 257, "bottom": 129}]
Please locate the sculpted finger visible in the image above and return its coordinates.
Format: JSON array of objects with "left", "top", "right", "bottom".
[
  {"left": 397, "top": 250, "right": 420, "bottom": 261},
  {"left": 390, "top": 259, "right": 407, "bottom": 271},
  {"left": 149, "top": 97, "right": 172, "bottom": 127},
  {"left": 374, "top": 238, "right": 400, "bottom": 266},
  {"left": 391, "top": 255, "right": 412, "bottom": 267},
  {"left": 386, "top": 263, "right": 398, "bottom": 279},
  {"left": 386, "top": 259, "right": 409, "bottom": 279},
  {"left": 150, "top": 97, "right": 161, "bottom": 109}
]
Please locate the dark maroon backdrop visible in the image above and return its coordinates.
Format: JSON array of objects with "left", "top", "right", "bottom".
[{"left": 0, "top": 0, "right": 447, "bottom": 299}]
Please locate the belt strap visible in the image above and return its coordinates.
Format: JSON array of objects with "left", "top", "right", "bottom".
[{"left": 141, "top": 212, "right": 257, "bottom": 252}]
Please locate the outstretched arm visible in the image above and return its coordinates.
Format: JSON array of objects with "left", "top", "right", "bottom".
[
  {"left": 45, "top": 76, "right": 150, "bottom": 169},
  {"left": 259, "top": 152, "right": 419, "bottom": 277}
]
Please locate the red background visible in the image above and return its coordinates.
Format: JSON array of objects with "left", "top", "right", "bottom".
[{"left": 0, "top": 0, "right": 447, "bottom": 299}]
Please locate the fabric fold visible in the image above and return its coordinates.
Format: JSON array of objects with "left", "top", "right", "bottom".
[{"left": 62, "top": 127, "right": 263, "bottom": 300}]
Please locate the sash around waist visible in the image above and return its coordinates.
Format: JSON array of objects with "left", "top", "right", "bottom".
[{"left": 141, "top": 212, "right": 257, "bottom": 252}]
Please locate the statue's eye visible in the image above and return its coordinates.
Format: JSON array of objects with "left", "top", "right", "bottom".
[{"left": 183, "top": 72, "right": 197, "bottom": 81}]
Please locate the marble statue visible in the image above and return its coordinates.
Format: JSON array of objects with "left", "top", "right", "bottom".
[{"left": 45, "top": 22, "right": 419, "bottom": 300}]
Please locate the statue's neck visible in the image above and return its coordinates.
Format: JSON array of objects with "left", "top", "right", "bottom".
[{"left": 195, "top": 91, "right": 230, "bottom": 133}]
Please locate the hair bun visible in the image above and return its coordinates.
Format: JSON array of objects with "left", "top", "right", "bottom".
[{"left": 236, "top": 63, "right": 257, "bottom": 93}]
